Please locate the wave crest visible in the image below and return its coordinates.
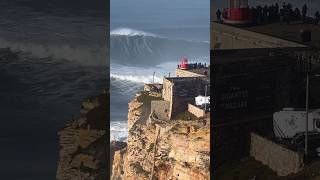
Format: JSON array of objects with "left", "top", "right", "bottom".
[
  {"left": 110, "top": 28, "right": 156, "bottom": 37},
  {"left": 110, "top": 121, "right": 128, "bottom": 142},
  {"left": 110, "top": 34, "right": 209, "bottom": 66},
  {"left": 111, "top": 74, "right": 162, "bottom": 84},
  {"left": 0, "top": 38, "right": 108, "bottom": 66}
]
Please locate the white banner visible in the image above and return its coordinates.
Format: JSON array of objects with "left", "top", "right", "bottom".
[{"left": 195, "top": 95, "right": 210, "bottom": 106}]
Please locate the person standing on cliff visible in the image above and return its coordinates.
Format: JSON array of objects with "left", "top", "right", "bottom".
[
  {"left": 315, "top": 11, "right": 320, "bottom": 25},
  {"left": 302, "top": 4, "right": 308, "bottom": 23},
  {"left": 216, "top": 9, "right": 222, "bottom": 24},
  {"left": 280, "top": 7, "right": 285, "bottom": 25}
]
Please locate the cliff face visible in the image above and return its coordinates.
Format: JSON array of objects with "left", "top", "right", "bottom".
[
  {"left": 112, "top": 91, "right": 210, "bottom": 180},
  {"left": 56, "top": 93, "right": 108, "bottom": 180}
]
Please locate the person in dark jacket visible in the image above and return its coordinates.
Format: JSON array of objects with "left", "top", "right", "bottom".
[
  {"left": 315, "top": 11, "right": 320, "bottom": 25},
  {"left": 216, "top": 9, "right": 222, "bottom": 23},
  {"left": 280, "top": 8, "right": 284, "bottom": 24},
  {"left": 302, "top": 4, "right": 308, "bottom": 23}
]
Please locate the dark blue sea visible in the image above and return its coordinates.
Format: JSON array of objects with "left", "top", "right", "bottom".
[{"left": 0, "top": 0, "right": 107, "bottom": 179}]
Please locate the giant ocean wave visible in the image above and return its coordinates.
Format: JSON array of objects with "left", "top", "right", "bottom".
[
  {"left": 110, "top": 28, "right": 209, "bottom": 66},
  {"left": 0, "top": 38, "right": 107, "bottom": 66}
]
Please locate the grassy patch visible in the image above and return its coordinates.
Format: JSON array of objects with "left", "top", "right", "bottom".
[
  {"left": 130, "top": 162, "right": 150, "bottom": 176},
  {"left": 173, "top": 111, "right": 198, "bottom": 121},
  {"left": 129, "top": 124, "right": 138, "bottom": 134},
  {"left": 147, "top": 143, "right": 154, "bottom": 153},
  {"left": 193, "top": 137, "right": 203, "bottom": 141},
  {"left": 170, "top": 124, "right": 180, "bottom": 132}
]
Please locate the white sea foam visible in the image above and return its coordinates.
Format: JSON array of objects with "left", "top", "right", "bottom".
[
  {"left": 110, "top": 74, "right": 162, "bottom": 84},
  {"left": 110, "top": 28, "right": 157, "bottom": 37},
  {"left": 110, "top": 61, "right": 178, "bottom": 84},
  {"left": 110, "top": 121, "right": 128, "bottom": 142},
  {"left": 0, "top": 38, "right": 107, "bottom": 66}
]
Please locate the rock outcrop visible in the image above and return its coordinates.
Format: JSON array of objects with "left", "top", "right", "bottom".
[
  {"left": 111, "top": 90, "right": 210, "bottom": 180},
  {"left": 56, "top": 92, "right": 108, "bottom": 180}
]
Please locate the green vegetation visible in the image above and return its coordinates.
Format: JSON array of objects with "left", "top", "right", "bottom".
[
  {"left": 147, "top": 143, "right": 154, "bottom": 152},
  {"left": 129, "top": 124, "right": 138, "bottom": 134},
  {"left": 193, "top": 137, "right": 203, "bottom": 141},
  {"left": 170, "top": 124, "right": 180, "bottom": 132},
  {"left": 78, "top": 164, "right": 96, "bottom": 174},
  {"left": 130, "top": 162, "right": 150, "bottom": 176},
  {"left": 173, "top": 111, "right": 198, "bottom": 121}
]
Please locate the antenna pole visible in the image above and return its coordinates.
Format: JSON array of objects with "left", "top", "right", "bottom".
[
  {"left": 204, "top": 84, "right": 207, "bottom": 111},
  {"left": 305, "top": 71, "right": 309, "bottom": 161},
  {"left": 153, "top": 72, "right": 155, "bottom": 83}
]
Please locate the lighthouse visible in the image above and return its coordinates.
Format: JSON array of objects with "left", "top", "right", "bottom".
[
  {"left": 178, "top": 57, "right": 189, "bottom": 70},
  {"left": 223, "top": 0, "right": 252, "bottom": 25}
]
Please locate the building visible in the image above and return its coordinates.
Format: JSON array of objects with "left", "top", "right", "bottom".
[
  {"left": 162, "top": 76, "right": 209, "bottom": 120},
  {"left": 211, "top": 20, "right": 320, "bottom": 167},
  {"left": 150, "top": 59, "right": 210, "bottom": 121}
]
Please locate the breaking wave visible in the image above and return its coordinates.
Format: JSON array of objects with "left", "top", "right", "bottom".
[
  {"left": 110, "top": 74, "right": 162, "bottom": 84},
  {"left": 110, "top": 61, "right": 181, "bottom": 85},
  {"left": 0, "top": 38, "right": 108, "bottom": 66},
  {"left": 111, "top": 28, "right": 157, "bottom": 37},
  {"left": 110, "top": 28, "right": 209, "bottom": 66},
  {"left": 110, "top": 121, "right": 128, "bottom": 142}
]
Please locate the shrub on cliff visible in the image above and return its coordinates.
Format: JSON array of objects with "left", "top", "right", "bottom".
[{"left": 130, "top": 162, "right": 150, "bottom": 176}]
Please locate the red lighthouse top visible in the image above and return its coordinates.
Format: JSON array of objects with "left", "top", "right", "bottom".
[
  {"left": 179, "top": 57, "right": 189, "bottom": 70},
  {"left": 223, "top": 0, "right": 251, "bottom": 25}
]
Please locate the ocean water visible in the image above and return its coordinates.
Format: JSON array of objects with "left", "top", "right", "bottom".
[
  {"left": 110, "top": 0, "right": 210, "bottom": 142},
  {"left": 0, "top": 0, "right": 107, "bottom": 179}
]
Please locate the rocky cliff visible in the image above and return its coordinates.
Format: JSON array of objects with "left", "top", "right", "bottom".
[
  {"left": 112, "top": 90, "right": 210, "bottom": 180},
  {"left": 56, "top": 92, "right": 108, "bottom": 180}
]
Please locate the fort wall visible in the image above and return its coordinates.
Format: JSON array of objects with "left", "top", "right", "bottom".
[
  {"left": 176, "top": 69, "right": 206, "bottom": 77},
  {"left": 170, "top": 77, "right": 208, "bottom": 119},
  {"left": 151, "top": 100, "right": 170, "bottom": 121},
  {"left": 211, "top": 22, "right": 305, "bottom": 50},
  {"left": 250, "top": 133, "right": 304, "bottom": 176},
  {"left": 188, "top": 104, "right": 205, "bottom": 118},
  {"left": 163, "top": 77, "right": 208, "bottom": 119}
]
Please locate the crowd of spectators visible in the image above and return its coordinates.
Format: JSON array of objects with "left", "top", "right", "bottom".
[{"left": 216, "top": 3, "right": 320, "bottom": 25}]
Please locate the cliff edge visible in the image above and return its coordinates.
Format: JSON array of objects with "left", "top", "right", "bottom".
[
  {"left": 56, "top": 92, "right": 108, "bottom": 180},
  {"left": 112, "top": 90, "right": 210, "bottom": 180}
]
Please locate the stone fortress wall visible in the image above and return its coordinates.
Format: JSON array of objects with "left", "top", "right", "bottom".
[
  {"left": 188, "top": 104, "right": 206, "bottom": 118},
  {"left": 211, "top": 22, "right": 305, "bottom": 50},
  {"left": 162, "top": 77, "right": 209, "bottom": 119},
  {"left": 250, "top": 133, "right": 304, "bottom": 176},
  {"left": 151, "top": 100, "right": 170, "bottom": 121}
]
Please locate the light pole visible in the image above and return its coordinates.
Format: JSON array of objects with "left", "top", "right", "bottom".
[
  {"left": 304, "top": 57, "right": 317, "bottom": 161},
  {"left": 205, "top": 84, "right": 207, "bottom": 111},
  {"left": 153, "top": 72, "right": 155, "bottom": 83},
  {"left": 204, "top": 83, "right": 211, "bottom": 111},
  {"left": 305, "top": 71, "right": 309, "bottom": 160}
]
